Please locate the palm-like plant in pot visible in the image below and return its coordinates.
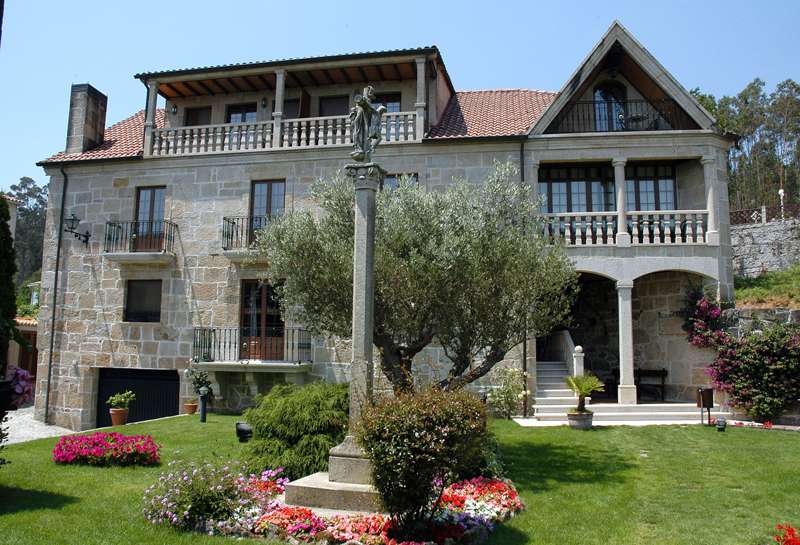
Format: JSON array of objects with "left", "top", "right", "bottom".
[
  {"left": 565, "top": 374, "right": 604, "bottom": 429},
  {"left": 107, "top": 390, "right": 136, "bottom": 426}
]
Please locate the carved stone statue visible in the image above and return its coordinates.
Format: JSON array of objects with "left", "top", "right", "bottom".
[{"left": 349, "top": 85, "right": 386, "bottom": 162}]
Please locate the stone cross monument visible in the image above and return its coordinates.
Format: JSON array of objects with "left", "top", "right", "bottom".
[
  {"left": 284, "top": 86, "right": 386, "bottom": 511},
  {"left": 327, "top": 85, "right": 387, "bottom": 484}
]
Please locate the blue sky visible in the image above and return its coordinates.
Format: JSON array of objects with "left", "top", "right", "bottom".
[{"left": 1, "top": 0, "right": 798, "bottom": 192}]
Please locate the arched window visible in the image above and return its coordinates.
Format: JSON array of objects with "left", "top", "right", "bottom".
[{"left": 594, "top": 82, "right": 627, "bottom": 131}]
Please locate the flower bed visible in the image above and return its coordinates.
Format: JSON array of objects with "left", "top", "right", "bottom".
[
  {"left": 143, "top": 463, "right": 523, "bottom": 545},
  {"left": 776, "top": 524, "right": 799, "bottom": 545},
  {"left": 52, "top": 432, "right": 160, "bottom": 466}
]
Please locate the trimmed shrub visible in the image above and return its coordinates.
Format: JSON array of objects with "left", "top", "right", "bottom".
[
  {"left": 708, "top": 323, "right": 800, "bottom": 421},
  {"left": 356, "top": 389, "right": 489, "bottom": 537},
  {"left": 242, "top": 382, "right": 348, "bottom": 480}
]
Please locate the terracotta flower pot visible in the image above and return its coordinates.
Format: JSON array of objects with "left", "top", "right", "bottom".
[
  {"left": 109, "top": 408, "right": 129, "bottom": 426},
  {"left": 183, "top": 402, "right": 199, "bottom": 415},
  {"left": 567, "top": 412, "right": 594, "bottom": 430}
]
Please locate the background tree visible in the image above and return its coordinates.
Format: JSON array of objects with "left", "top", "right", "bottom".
[
  {"left": 0, "top": 197, "right": 20, "bottom": 378},
  {"left": 692, "top": 79, "right": 800, "bottom": 210},
  {"left": 7, "top": 176, "right": 48, "bottom": 284},
  {"left": 255, "top": 163, "right": 577, "bottom": 394}
]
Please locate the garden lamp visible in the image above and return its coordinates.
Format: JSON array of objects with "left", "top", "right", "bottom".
[
  {"left": 716, "top": 416, "right": 727, "bottom": 432},
  {"left": 235, "top": 422, "right": 253, "bottom": 443},
  {"left": 199, "top": 386, "right": 209, "bottom": 423}
]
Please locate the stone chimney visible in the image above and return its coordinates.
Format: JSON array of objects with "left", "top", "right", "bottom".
[{"left": 65, "top": 83, "right": 107, "bottom": 154}]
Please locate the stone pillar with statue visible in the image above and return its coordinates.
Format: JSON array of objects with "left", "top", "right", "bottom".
[{"left": 284, "top": 86, "right": 386, "bottom": 511}]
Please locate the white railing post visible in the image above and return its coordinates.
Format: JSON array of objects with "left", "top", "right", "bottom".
[
  {"left": 701, "top": 156, "right": 720, "bottom": 246},
  {"left": 414, "top": 57, "right": 426, "bottom": 140},
  {"left": 143, "top": 79, "right": 159, "bottom": 157},
  {"left": 613, "top": 158, "right": 630, "bottom": 246},
  {"left": 272, "top": 69, "right": 286, "bottom": 148},
  {"left": 572, "top": 345, "right": 584, "bottom": 376}
]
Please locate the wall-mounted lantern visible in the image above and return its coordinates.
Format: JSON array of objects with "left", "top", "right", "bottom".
[{"left": 64, "top": 213, "right": 91, "bottom": 246}]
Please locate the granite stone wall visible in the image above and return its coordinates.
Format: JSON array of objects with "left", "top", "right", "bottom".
[{"left": 731, "top": 218, "right": 800, "bottom": 278}]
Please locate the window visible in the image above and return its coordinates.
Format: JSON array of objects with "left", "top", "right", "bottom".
[
  {"left": 382, "top": 173, "right": 418, "bottom": 191},
  {"left": 594, "top": 82, "right": 627, "bottom": 131},
  {"left": 226, "top": 103, "right": 258, "bottom": 124},
  {"left": 319, "top": 95, "right": 350, "bottom": 117},
  {"left": 184, "top": 107, "right": 212, "bottom": 126},
  {"left": 250, "top": 180, "right": 285, "bottom": 232},
  {"left": 136, "top": 187, "right": 166, "bottom": 224},
  {"left": 282, "top": 99, "right": 300, "bottom": 119},
  {"left": 124, "top": 280, "right": 162, "bottom": 322},
  {"left": 374, "top": 93, "right": 401, "bottom": 113},
  {"left": 625, "top": 164, "right": 676, "bottom": 211},
  {"left": 134, "top": 186, "right": 166, "bottom": 251},
  {"left": 538, "top": 166, "right": 615, "bottom": 213}
]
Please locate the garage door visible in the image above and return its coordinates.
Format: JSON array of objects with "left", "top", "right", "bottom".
[{"left": 96, "top": 368, "right": 179, "bottom": 427}]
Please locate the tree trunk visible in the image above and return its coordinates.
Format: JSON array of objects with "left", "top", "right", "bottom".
[
  {"left": 439, "top": 345, "right": 506, "bottom": 391},
  {"left": 374, "top": 332, "right": 415, "bottom": 395}
]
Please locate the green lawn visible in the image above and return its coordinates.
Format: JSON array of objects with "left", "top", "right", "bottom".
[
  {"left": 735, "top": 263, "right": 800, "bottom": 308},
  {"left": 1, "top": 415, "right": 798, "bottom": 545}
]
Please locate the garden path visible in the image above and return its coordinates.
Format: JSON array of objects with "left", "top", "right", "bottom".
[{"left": 3, "top": 405, "right": 73, "bottom": 444}]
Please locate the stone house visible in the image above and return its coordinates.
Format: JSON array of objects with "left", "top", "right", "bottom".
[{"left": 35, "top": 21, "right": 734, "bottom": 430}]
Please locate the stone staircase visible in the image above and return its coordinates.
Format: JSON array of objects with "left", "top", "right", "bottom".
[{"left": 533, "top": 359, "right": 730, "bottom": 424}]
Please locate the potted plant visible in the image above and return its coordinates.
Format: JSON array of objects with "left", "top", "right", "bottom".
[
  {"left": 106, "top": 390, "right": 136, "bottom": 426},
  {"left": 565, "top": 374, "right": 605, "bottom": 430},
  {"left": 183, "top": 397, "right": 199, "bottom": 415},
  {"left": 184, "top": 366, "right": 212, "bottom": 415}
]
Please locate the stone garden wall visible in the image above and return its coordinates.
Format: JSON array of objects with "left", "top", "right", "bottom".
[{"left": 731, "top": 218, "right": 800, "bottom": 278}]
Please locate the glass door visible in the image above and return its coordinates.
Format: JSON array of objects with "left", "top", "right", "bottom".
[
  {"left": 134, "top": 187, "right": 166, "bottom": 251},
  {"left": 240, "top": 280, "right": 284, "bottom": 360}
]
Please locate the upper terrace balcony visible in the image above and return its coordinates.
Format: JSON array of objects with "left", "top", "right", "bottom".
[{"left": 136, "top": 47, "right": 449, "bottom": 158}]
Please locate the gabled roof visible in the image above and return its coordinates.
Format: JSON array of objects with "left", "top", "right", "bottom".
[
  {"left": 39, "top": 109, "right": 165, "bottom": 165},
  {"left": 529, "top": 20, "right": 717, "bottom": 135},
  {"left": 428, "top": 90, "right": 557, "bottom": 139},
  {"left": 2, "top": 194, "right": 23, "bottom": 205}
]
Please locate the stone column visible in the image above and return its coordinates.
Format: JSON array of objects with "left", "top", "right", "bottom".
[
  {"left": 327, "top": 162, "right": 385, "bottom": 485},
  {"left": 143, "top": 79, "right": 159, "bottom": 157},
  {"left": 613, "top": 158, "right": 630, "bottom": 246},
  {"left": 701, "top": 156, "right": 720, "bottom": 246},
  {"left": 414, "top": 57, "right": 426, "bottom": 140},
  {"left": 272, "top": 69, "right": 286, "bottom": 148},
  {"left": 616, "top": 280, "right": 637, "bottom": 404}
]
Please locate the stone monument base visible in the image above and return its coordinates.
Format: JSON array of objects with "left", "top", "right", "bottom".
[
  {"left": 284, "top": 472, "right": 380, "bottom": 512},
  {"left": 284, "top": 436, "right": 380, "bottom": 512}
]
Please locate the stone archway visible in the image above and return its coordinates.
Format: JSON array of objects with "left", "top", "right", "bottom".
[{"left": 630, "top": 270, "right": 717, "bottom": 402}]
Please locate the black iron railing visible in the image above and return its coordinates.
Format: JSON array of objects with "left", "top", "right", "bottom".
[
  {"left": 222, "top": 216, "right": 269, "bottom": 250},
  {"left": 730, "top": 203, "right": 800, "bottom": 225},
  {"left": 548, "top": 99, "right": 693, "bottom": 133},
  {"left": 103, "top": 220, "right": 177, "bottom": 253},
  {"left": 192, "top": 326, "right": 313, "bottom": 363}
]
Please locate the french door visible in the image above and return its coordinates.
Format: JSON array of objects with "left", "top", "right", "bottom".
[
  {"left": 134, "top": 187, "right": 166, "bottom": 251},
  {"left": 240, "top": 280, "right": 284, "bottom": 360},
  {"left": 249, "top": 180, "right": 285, "bottom": 244}
]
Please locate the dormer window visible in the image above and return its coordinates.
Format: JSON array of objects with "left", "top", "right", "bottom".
[
  {"left": 227, "top": 103, "right": 258, "bottom": 124},
  {"left": 594, "top": 81, "right": 627, "bottom": 131}
]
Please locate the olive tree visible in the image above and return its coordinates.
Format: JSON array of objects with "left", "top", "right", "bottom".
[{"left": 255, "top": 162, "right": 577, "bottom": 394}]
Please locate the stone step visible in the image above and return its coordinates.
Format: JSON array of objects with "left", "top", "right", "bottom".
[
  {"left": 535, "top": 388, "right": 574, "bottom": 398},
  {"left": 538, "top": 381, "right": 570, "bottom": 389},
  {"left": 285, "top": 472, "right": 380, "bottom": 512},
  {"left": 535, "top": 403, "right": 717, "bottom": 415},
  {"left": 536, "top": 363, "right": 568, "bottom": 371},
  {"left": 534, "top": 396, "right": 577, "bottom": 406},
  {"left": 535, "top": 410, "right": 730, "bottom": 422},
  {"left": 535, "top": 360, "right": 566, "bottom": 366}
]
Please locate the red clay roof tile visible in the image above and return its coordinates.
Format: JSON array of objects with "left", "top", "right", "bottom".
[
  {"left": 427, "top": 89, "right": 557, "bottom": 139},
  {"left": 39, "top": 109, "right": 165, "bottom": 165}
]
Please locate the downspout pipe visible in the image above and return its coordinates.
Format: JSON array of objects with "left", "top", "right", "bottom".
[
  {"left": 519, "top": 136, "right": 528, "bottom": 417},
  {"left": 43, "top": 165, "right": 69, "bottom": 424}
]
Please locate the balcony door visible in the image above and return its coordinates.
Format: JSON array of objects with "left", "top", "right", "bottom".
[
  {"left": 240, "top": 280, "right": 284, "bottom": 360},
  {"left": 134, "top": 187, "right": 166, "bottom": 251},
  {"left": 249, "top": 180, "right": 285, "bottom": 244}
]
